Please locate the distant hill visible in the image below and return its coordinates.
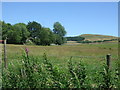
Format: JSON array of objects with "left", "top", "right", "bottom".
[{"left": 80, "top": 34, "right": 117, "bottom": 41}]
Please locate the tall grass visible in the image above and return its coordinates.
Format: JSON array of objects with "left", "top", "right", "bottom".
[{"left": 2, "top": 52, "right": 120, "bottom": 89}]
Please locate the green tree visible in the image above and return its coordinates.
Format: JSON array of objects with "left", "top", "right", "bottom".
[
  {"left": 14, "top": 23, "right": 30, "bottom": 43},
  {"left": 8, "top": 28, "right": 22, "bottom": 44},
  {"left": 2, "top": 21, "right": 13, "bottom": 40},
  {"left": 54, "top": 34, "right": 63, "bottom": 45},
  {"left": 53, "top": 22, "right": 67, "bottom": 45},
  {"left": 0, "top": 21, "right": 2, "bottom": 39},
  {"left": 27, "top": 21, "right": 42, "bottom": 44},
  {"left": 7, "top": 23, "right": 30, "bottom": 44},
  {"left": 39, "top": 27, "right": 55, "bottom": 45},
  {"left": 27, "top": 21, "right": 42, "bottom": 38},
  {"left": 27, "top": 21, "right": 55, "bottom": 45}
]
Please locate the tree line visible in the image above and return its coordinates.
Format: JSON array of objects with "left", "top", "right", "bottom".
[
  {"left": 0, "top": 21, "right": 67, "bottom": 45},
  {"left": 66, "top": 36, "right": 85, "bottom": 41}
]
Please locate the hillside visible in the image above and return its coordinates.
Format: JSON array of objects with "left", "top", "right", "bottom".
[{"left": 80, "top": 34, "right": 117, "bottom": 41}]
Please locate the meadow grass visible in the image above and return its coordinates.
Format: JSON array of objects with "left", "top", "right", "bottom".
[
  {"left": 1, "top": 42, "right": 120, "bottom": 88},
  {"left": 6, "top": 42, "right": 118, "bottom": 57},
  {"left": 3, "top": 42, "right": 118, "bottom": 71}
]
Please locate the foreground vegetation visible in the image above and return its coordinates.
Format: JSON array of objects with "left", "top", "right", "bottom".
[
  {"left": 2, "top": 52, "right": 120, "bottom": 88},
  {"left": 2, "top": 42, "right": 120, "bottom": 88}
]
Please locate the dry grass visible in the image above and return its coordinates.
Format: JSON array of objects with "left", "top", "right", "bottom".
[
  {"left": 80, "top": 34, "right": 117, "bottom": 41},
  {"left": 4, "top": 42, "right": 118, "bottom": 60}
]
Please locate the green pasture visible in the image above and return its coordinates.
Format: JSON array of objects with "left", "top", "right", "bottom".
[{"left": 2, "top": 42, "right": 118, "bottom": 70}]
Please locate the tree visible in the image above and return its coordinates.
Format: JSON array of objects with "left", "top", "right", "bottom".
[
  {"left": 13, "top": 23, "right": 30, "bottom": 43},
  {"left": 7, "top": 28, "right": 22, "bottom": 44},
  {"left": 7, "top": 23, "right": 30, "bottom": 44},
  {"left": 27, "top": 21, "right": 42, "bottom": 44},
  {"left": 2, "top": 21, "right": 13, "bottom": 40},
  {"left": 0, "top": 21, "right": 2, "bottom": 39},
  {"left": 53, "top": 22, "right": 66, "bottom": 36},
  {"left": 1, "top": 21, "right": 68, "bottom": 45},
  {"left": 53, "top": 22, "right": 67, "bottom": 45},
  {"left": 39, "top": 27, "right": 55, "bottom": 45},
  {"left": 54, "top": 34, "right": 63, "bottom": 45},
  {"left": 27, "top": 21, "right": 42, "bottom": 38}
]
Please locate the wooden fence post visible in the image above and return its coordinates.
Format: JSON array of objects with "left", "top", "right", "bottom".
[
  {"left": 4, "top": 39, "right": 7, "bottom": 68},
  {"left": 106, "top": 54, "right": 111, "bottom": 69}
]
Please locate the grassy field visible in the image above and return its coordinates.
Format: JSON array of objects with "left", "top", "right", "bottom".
[
  {"left": 6, "top": 42, "right": 118, "bottom": 56},
  {"left": 1, "top": 42, "right": 120, "bottom": 88},
  {"left": 4, "top": 42, "right": 118, "bottom": 69}
]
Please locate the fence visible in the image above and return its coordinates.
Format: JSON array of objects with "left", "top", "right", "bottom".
[{"left": 1, "top": 39, "right": 7, "bottom": 68}]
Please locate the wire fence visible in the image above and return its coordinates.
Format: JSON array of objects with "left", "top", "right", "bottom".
[
  {"left": 47, "top": 55, "right": 118, "bottom": 59},
  {"left": 5, "top": 54, "right": 118, "bottom": 62}
]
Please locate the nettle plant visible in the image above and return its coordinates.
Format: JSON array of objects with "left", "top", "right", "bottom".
[
  {"left": 42, "top": 53, "right": 69, "bottom": 88},
  {"left": 98, "top": 62, "right": 120, "bottom": 89},
  {"left": 68, "top": 57, "right": 89, "bottom": 89}
]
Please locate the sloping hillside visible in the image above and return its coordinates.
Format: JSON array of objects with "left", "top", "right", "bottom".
[{"left": 80, "top": 34, "right": 117, "bottom": 41}]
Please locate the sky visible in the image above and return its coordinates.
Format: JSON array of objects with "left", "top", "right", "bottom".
[
  {"left": 1, "top": 0, "right": 119, "bottom": 2},
  {"left": 2, "top": 2, "right": 118, "bottom": 37}
]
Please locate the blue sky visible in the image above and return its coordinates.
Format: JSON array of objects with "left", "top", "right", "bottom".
[{"left": 2, "top": 2, "right": 118, "bottom": 36}]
